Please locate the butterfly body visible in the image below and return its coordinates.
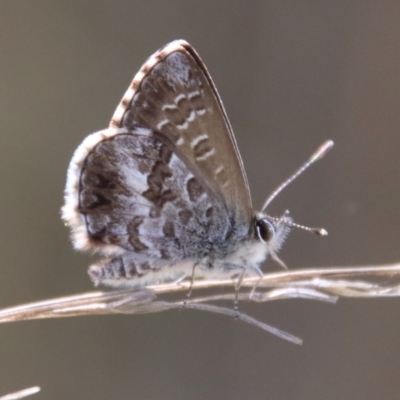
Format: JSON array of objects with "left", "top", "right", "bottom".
[{"left": 63, "top": 40, "right": 291, "bottom": 288}]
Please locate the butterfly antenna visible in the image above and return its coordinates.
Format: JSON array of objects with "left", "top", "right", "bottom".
[
  {"left": 287, "top": 219, "right": 328, "bottom": 236},
  {"left": 268, "top": 213, "right": 328, "bottom": 236},
  {"left": 261, "top": 140, "right": 334, "bottom": 212}
]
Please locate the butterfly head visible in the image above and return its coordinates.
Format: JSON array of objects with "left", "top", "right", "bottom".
[
  {"left": 253, "top": 207, "right": 328, "bottom": 268},
  {"left": 254, "top": 212, "right": 292, "bottom": 267}
]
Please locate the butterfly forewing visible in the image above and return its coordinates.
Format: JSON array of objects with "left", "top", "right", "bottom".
[{"left": 110, "top": 40, "right": 252, "bottom": 230}]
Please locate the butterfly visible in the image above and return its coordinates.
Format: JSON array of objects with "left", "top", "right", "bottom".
[{"left": 62, "top": 40, "right": 331, "bottom": 290}]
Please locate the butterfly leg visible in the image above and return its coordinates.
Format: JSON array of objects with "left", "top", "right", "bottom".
[
  {"left": 234, "top": 266, "right": 247, "bottom": 319},
  {"left": 181, "top": 263, "right": 198, "bottom": 309},
  {"left": 249, "top": 264, "right": 264, "bottom": 299}
]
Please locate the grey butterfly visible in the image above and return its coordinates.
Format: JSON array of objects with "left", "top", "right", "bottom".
[{"left": 62, "top": 40, "right": 331, "bottom": 289}]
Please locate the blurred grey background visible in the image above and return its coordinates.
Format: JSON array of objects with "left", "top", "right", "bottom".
[{"left": 1, "top": 1, "right": 400, "bottom": 399}]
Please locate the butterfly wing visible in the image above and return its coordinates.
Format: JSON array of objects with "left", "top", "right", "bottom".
[
  {"left": 63, "top": 40, "right": 254, "bottom": 284},
  {"left": 110, "top": 40, "right": 252, "bottom": 229},
  {"left": 68, "top": 128, "right": 233, "bottom": 257}
]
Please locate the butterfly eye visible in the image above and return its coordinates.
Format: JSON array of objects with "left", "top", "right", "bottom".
[{"left": 256, "top": 219, "right": 275, "bottom": 243}]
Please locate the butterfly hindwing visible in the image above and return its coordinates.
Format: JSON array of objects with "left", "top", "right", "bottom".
[{"left": 78, "top": 129, "right": 232, "bottom": 261}]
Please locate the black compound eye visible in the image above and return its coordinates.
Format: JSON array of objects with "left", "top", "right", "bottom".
[{"left": 256, "top": 219, "right": 275, "bottom": 243}]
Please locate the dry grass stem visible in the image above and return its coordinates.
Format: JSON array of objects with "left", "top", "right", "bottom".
[
  {"left": 0, "top": 387, "right": 40, "bottom": 400},
  {"left": 1, "top": 263, "right": 400, "bottom": 343}
]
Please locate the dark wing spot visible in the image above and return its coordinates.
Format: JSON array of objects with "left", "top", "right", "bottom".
[
  {"left": 87, "top": 226, "right": 107, "bottom": 244},
  {"left": 156, "top": 121, "right": 181, "bottom": 144},
  {"left": 79, "top": 190, "right": 111, "bottom": 211},
  {"left": 193, "top": 137, "right": 213, "bottom": 160},
  {"left": 159, "top": 145, "right": 172, "bottom": 164},
  {"left": 128, "top": 216, "right": 148, "bottom": 252},
  {"left": 127, "top": 216, "right": 144, "bottom": 234},
  {"left": 164, "top": 107, "right": 187, "bottom": 127},
  {"left": 81, "top": 171, "right": 117, "bottom": 190},
  {"left": 178, "top": 209, "right": 193, "bottom": 224},
  {"left": 143, "top": 160, "right": 177, "bottom": 208},
  {"left": 190, "top": 92, "right": 206, "bottom": 114},
  {"left": 147, "top": 161, "right": 172, "bottom": 192},
  {"left": 160, "top": 248, "right": 170, "bottom": 260},
  {"left": 186, "top": 177, "right": 204, "bottom": 202},
  {"left": 164, "top": 97, "right": 192, "bottom": 127},
  {"left": 162, "top": 220, "right": 175, "bottom": 237}
]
